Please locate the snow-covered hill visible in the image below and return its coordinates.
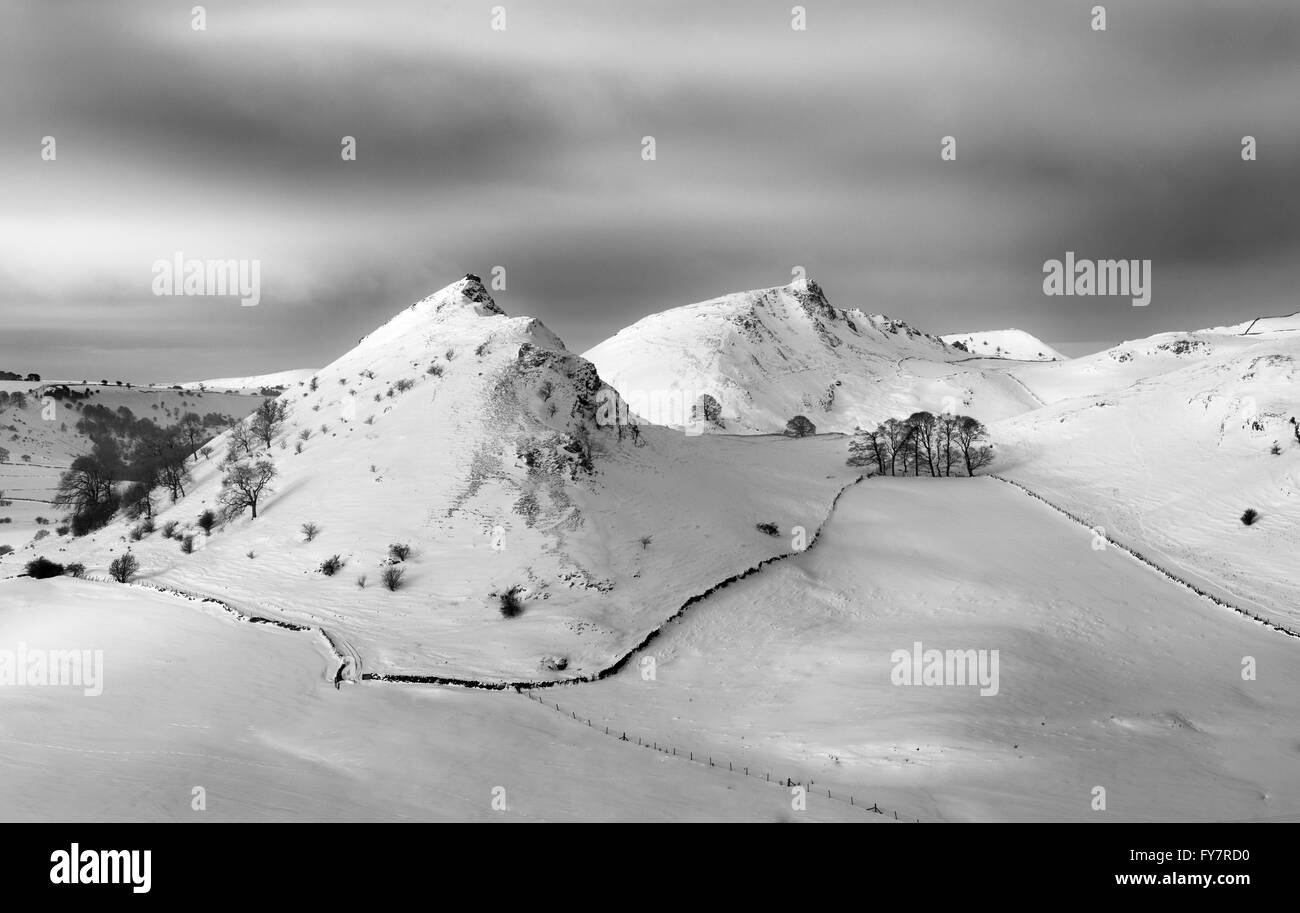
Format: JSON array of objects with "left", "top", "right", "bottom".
[
  {"left": 174, "top": 369, "right": 316, "bottom": 393},
  {"left": 996, "top": 321, "right": 1300, "bottom": 624},
  {"left": 31, "top": 275, "right": 854, "bottom": 681},
  {"left": 940, "top": 329, "right": 1065, "bottom": 362},
  {"left": 583, "top": 278, "right": 1040, "bottom": 434}
]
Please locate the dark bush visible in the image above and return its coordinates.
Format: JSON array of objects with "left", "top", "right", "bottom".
[
  {"left": 1241, "top": 508, "right": 1259, "bottom": 526},
  {"left": 65, "top": 563, "right": 86, "bottom": 578},
  {"left": 198, "top": 509, "right": 216, "bottom": 535},
  {"left": 26, "top": 556, "right": 65, "bottom": 579},
  {"left": 756, "top": 522, "right": 779, "bottom": 536},
  {"left": 784, "top": 415, "right": 816, "bottom": 438},
  {"left": 381, "top": 566, "right": 406, "bottom": 591},
  {"left": 388, "top": 543, "right": 411, "bottom": 562},
  {"left": 320, "top": 555, "right": 345, "bottom": 576},
  {"left": 499, "top": 586, "right": 524, "bottom": 618}
]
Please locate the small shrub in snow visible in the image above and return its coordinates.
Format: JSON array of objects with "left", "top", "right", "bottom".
[
  {"left": 65, "top": 563, "right": 86, "bottom": 579},
  {"left": 427, "top": 364, "right": 444, "bottom": 377},
  {"left": 388, "top": 542, "right": 411, "bottom": 562},
  {"left": 498, "top": 586, "right": 525, "bottom": 618},
  {"left": 639, "top": 535, "right": 653, "bottom": 549},
  {"left": 162, "top": 520, "right": 178, "bottom": 539},
  {"left": 756, "top": 522, "right": 779, "bottom": 536},
  {"left": 381, "top": 566, "right": 405, "bottom": 591},
  {"left": 246, "top": 550, "right": 256, "bottom": 559},
  {"left": 1241, "top": 508, "right": 1259, "bottom": 526},
  {"left": 356, "top": 574, "right": 367, "bottom": 589},
  {"left": 180, "top": 535, "right": 195, "bottom": 554},
  {"left": 302, "top": 522, "right": 321, "bottom": 542},
  {"left": 319, "top": 555, "right": 345, "bottom": 576},
  {"left": 198, "top": 509, "right": 216, "bottom": 535},
  {"left": 394, "top": 378, "right": 415, "bottom": 393}
]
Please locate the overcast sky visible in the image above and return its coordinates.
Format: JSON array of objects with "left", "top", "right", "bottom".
[{"left": 1, "top": 0, "right": 1297, "bottom": 380}]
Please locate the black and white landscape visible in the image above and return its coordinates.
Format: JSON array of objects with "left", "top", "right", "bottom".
[{"left": 1, "top": 1, "right": 1298, "bottom": 825}]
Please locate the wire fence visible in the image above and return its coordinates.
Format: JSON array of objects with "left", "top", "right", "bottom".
[
  {"left": 520, "top": 688, "right": 920, "bottom": 823},
  {"left": 989, "top": 474, "right": 1299, "bottom": 640}
]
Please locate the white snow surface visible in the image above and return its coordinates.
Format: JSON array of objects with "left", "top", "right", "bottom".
[
  {"left": 583, "top": 279, "right": 1045, "bottom": 434},
  {"left": 173, "top": 369, "right": 317, "bottom": 392},
  {"left": 940, "top": 329, "right": 1066, "bottom": 362}
]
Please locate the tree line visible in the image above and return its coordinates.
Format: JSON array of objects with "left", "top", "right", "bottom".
[
  {"left": 847, "top": 412, "right": 993, "bottom": 476},
  {"left": 51, "top": 400, "right": 276, "bottom": 536}
]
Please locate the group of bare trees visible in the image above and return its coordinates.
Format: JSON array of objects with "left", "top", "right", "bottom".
[{"left": 848, "top": 412, "right": 993, "bottom": 477}]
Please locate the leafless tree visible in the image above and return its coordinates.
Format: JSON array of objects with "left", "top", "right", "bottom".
[
  {"left": 847, "top": 425, "right": 888, "bottom": 475},
  {"left": 219, "top": 459, "right": 278, "bottom": 519},
  {"left": 936, "top": 413, "right": 960, "bottom": 477},
  {"left": 956, "top": 416, "right": 994, "bottom": 476},
  {"left": 906, "top": 411, "right": 938, "bottom": 476},
  {"left": 252, "top": 398, "right": 289, "bottom": 449}
]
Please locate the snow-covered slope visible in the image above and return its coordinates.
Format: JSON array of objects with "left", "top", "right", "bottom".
[
  {"left": 583, "top": 278, "right": 1040, "bottom": 434},
  {"left": 32, "top": 275, "right": 854, "bottom": 682},
  {"left": 557, "top": 479, "right": 1300, "bottom": 821},
  {"left": 0, "top": 576, "right": 868, "bottom": 822},
  {"left": 996, "top": 321, "right": 1300, "bottom": 624},
  {"left": 940, "top": 329, "right": 1065, "bottom": 362},
  {"left": 174, "top": 369, "right": 316, "bottom": 392}
]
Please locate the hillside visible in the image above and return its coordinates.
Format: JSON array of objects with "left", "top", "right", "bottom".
[
  {"left": 583, "top": 278, "right": 1040, "bottom": 434},
  {"left": 174, "top": 369, "right": 317, "bottom": 393},
  {"left": 940, "top": 330, "right": 1066, "bottom": 362},
  {"left": 23, "top": 276, "right": 856, "bottom": 681},
  {"left": 996, "top": 322, "right": 1300, "bottom": 625}
]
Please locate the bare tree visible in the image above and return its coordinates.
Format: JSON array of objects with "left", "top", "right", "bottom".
[
  {"left": 936, "top": 413, "right": 960, "bottom": 477},
  {"left": 121, "top": 474, "right": 158, "bottom": 522},
  {"left": 906, "top": 411, "right": 938, "bottom": 476},
  {"left": 226, "top": 419, "right": 257, "bottom": 459},
  {"left": 179, "top": 412, "right": 206, "bottom": 461},
  {"left": 149, "top": 438, "right": 192, "bottom": 501},
  {"left": 846, "top": 425, "right": 887, "bottom": 475},
  {"left": 881, "top": 418, "right": 913, "bottom": 476},
  {"left": 252, "top": 398, "right": 288, "bottom": 449},
  {"left": 52, "top": 455, "right": 114, "bottom": 515},
  {"left": 784, "top": 415, "right": 817, "bottom": 437},
  {"left": 220, "top": 459, "right": 278, "bottom": 519},
  {"left": 955, "top": 416, "right": 994, "bottom": 476}
]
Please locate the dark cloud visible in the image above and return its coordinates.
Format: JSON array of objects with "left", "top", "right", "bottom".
[{"left": 1, "top": 0, "right": 1297, "bottom": 380}]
